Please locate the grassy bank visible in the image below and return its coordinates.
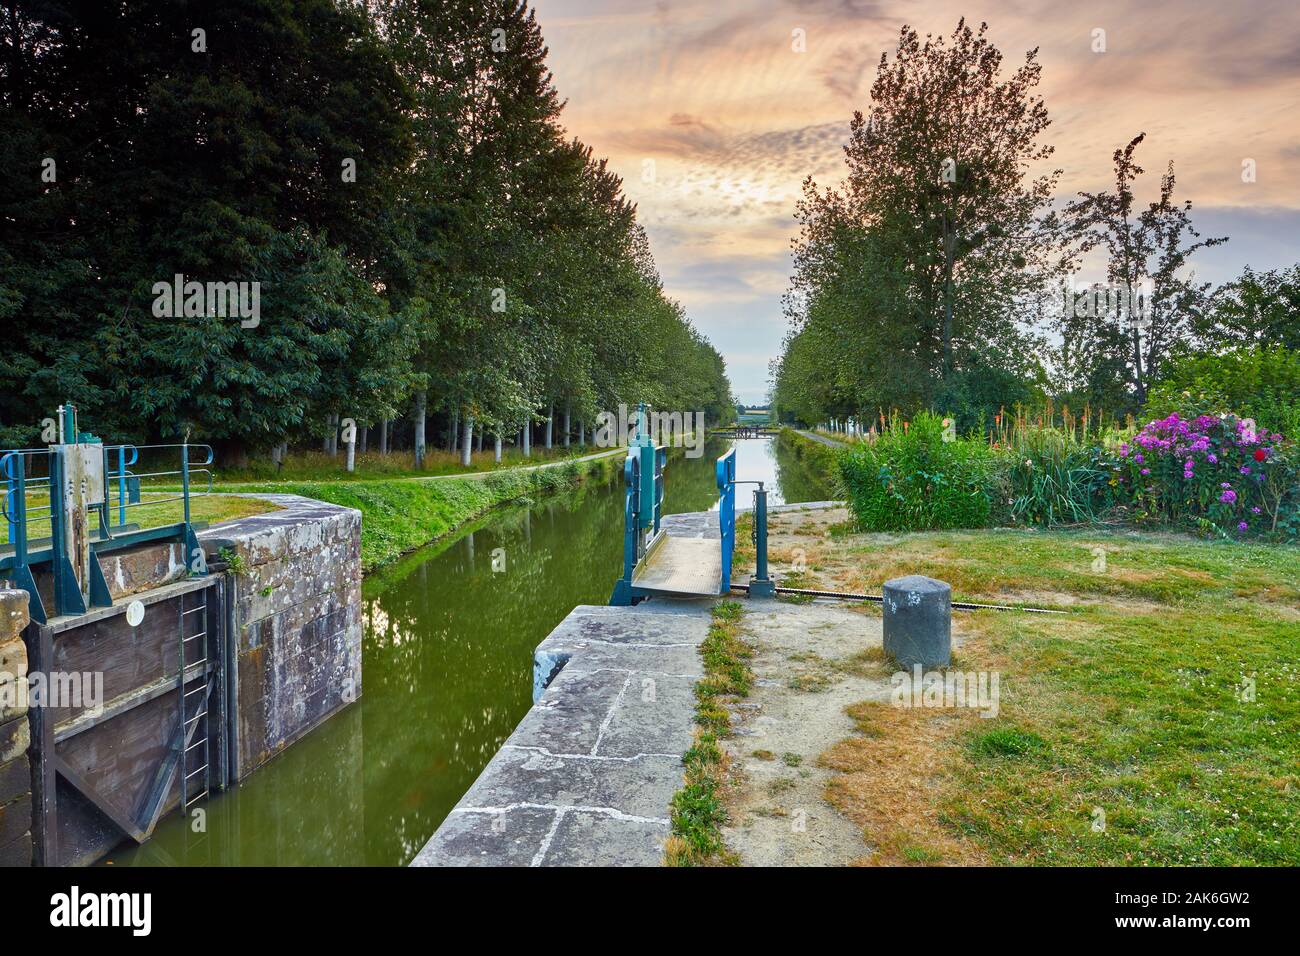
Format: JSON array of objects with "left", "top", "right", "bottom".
[
  {"left": 665, "top": 600, "right": 751, "bottom": 867},
  {"left": 778, "top": 427, "right": 842, "bottom": 487},
  {"left": 230, "top": 451, "right": 622, "bottom": 571},
  {"left": 208, "top": 445, "right": 607, "bottom": 483},
  {"left": 739, "top": 506, "right": 1300, "bottom": 865}
]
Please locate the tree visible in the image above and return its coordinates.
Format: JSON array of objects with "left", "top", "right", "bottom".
[
  {"left": 1061, "top": 133, "right": 1227, "bottom": 407},
  {"left": 780, "top": 20, "right": 1059, "bottom": 424},
  {"left": 1, "top": 0, "right": 416, "bottom": 456},
  {"left": 1, "top": 0, "right": 734, "bottom": 458},
  {"left": 1195, "top": 265, "right": 1300, "bottom": 352}
]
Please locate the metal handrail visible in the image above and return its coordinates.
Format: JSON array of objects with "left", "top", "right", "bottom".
[
  {"left": 716, "top": 448, "right": 737, "bottom": 594},
  {"left": 1, "top": 440, "right": 212, "bottom": 570}
]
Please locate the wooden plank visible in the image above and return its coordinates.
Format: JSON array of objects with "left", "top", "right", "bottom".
[
  {"left": 46, "top": 574, "right": 213, "bottom": 633},
  {"left": 138, "top": 677, "right": 212, "bottom": 838},
  {"left": 53, "top": 754, "right": 147, "bottom": 844},
  {"left": 54, "top": 661, "right": 212, "bottom": 742},
  {"left": 25, "top": 622, "right": 58, "bottom": 866}
]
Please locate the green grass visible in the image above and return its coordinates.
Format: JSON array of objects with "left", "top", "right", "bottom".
[
  {"left": 779, "top": 427, "right": 843, "bottom": 481},
  {"left": 808, "top": 525, "right": 1299, "bottom": 865},
  {"left": 226, "top": 452, "right": 620, "bottom": 571},
  {"left": 208, "top": 445, "right": 612, "bottom": 483},
  {"left": 2, "top": 492, "right": 276, "bottom": 545},
  {"left": 970, "top": 727, "right": 1049, "bottom": 758},
  {"left": 665, "top": 601, "right": 751, "bottom": 867},
  {"left": 694, "top": 599, "right": 752, "bottom": 733}
]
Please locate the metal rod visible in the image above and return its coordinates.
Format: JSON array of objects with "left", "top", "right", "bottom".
[{"left": 727, "top": 581, "right": 1065, "bottom": 613}]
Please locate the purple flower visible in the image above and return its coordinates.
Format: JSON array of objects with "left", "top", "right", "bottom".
[
  {"left": 1220, "top": 488, "right": 1237, "bottom": 504},
  {"left": 1240, "top": 465, "right": 1251, "bottom": 475},
  {"left": 1238, "top": 521, "right": 1249, "bottom": 532},
  {"left": 1207, "top": 453, "right": 1218, "bottom": 464},
  {"left": 1251, "top": 506, "right": 1261, "bottom": 514},
  {"left": 1141, "top": 468, "right": 1150, "bottom": 476},
  {"left": 1134, "top": 453, "right": 1144, "bottom": 464}
]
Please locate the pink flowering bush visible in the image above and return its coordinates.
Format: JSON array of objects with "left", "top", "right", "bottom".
[{"left": 1113, "top": 413, "right": 1297, "bottom": 537}]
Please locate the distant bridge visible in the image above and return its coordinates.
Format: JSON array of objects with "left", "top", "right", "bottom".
[{"left": 712, "top": 423, "right": 778, "bottom": 439}]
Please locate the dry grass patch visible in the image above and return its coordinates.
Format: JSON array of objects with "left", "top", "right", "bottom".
[{"left": 819, "top": 701, "right": 987, "bottom": 866}]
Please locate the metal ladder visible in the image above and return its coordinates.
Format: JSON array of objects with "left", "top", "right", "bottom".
[{"left": 178, "top": 589, "right": 214, "bottom": 830}]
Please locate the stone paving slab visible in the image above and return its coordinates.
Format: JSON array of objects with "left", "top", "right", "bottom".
[{"left": 411, "top": 601, "right": 711, "bottom": 867}]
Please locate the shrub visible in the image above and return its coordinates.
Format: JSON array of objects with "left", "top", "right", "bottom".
[
  {"left": 1112, "top": 412, "right": 1299, "bottom": 538},
  {"left": 839, "top": 412, "right": 995, "bottom": 531},
  {"left": 1147, "top": 346, "right": 1300, "bottom": 437}
]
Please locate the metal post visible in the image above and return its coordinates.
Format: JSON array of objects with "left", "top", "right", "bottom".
[
  {"left": 749, "top": 485, "right": 775, "bottom": 598},
  {"left": 634, "top": 404, "right": 655, "bottom": 530},
  {"left": 3, "top": 458, "right": 13, "bottom": 545},
  {"left": 117, "top": 445, "right": 127, "bottom": 526},
  {"left": 12, "top": 456, "right": 26, "bottom": 569},
  {"left": 181, "top": 443, "right": 191, "bottom": 528}
]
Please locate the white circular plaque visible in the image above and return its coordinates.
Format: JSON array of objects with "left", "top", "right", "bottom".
[{"left": 126, "top": 600, "right": 146, "bottom": 627}]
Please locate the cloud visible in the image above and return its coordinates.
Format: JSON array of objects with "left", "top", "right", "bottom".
[{"left": 534, "top": 0, "right": 1300, "bottom": 400}]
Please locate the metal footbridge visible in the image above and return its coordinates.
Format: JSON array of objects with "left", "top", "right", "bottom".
[{"left": 610, "top": 405, "right": 773, "bottom": 605}]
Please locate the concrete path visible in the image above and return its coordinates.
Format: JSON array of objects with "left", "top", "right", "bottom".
[
  {"left": 410, "top": 600, "right": 712, "bottom": 867},
  {"left": 795, "top": 429, "right": 849, "bottom": 448},
  {"left": 405, "top": 446, "right": 624, "bottom": 483}
]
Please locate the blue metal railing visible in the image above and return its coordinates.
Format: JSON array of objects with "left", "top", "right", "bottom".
[
  {"left": 1, "top": 437, "right": 214, "bottom": 624},
  {"left": 611, "top": 441, "right": 668, "bottom": 605},
  {"left": 108, "top": 443, "right": 141, "bottom": 527},
  {"left": 715, "top": 448, "right": 736, "bottom": 593}
]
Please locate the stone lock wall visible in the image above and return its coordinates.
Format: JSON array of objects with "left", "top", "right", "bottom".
[
  {"left": 200, "top": 494, "right": 363, "bottom": 779},
  {"left": 0, "top": 589, "right": 32, "bottom": 867}
]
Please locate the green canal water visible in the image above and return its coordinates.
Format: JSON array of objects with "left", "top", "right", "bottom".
[{"left": 112, "top": 436, "right": 833, "bottom": 866}]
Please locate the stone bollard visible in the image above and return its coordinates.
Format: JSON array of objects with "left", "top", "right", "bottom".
[{"left": 882, "top": 575, "right": 951, "bottom": 668}]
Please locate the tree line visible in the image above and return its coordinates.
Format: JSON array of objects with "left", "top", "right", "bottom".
[
  {"left": 0, "top": 0, "right": 734, "bottom": 464},
  {"left": 772, "top": 19, "right": 1298, "bottom": 433}
]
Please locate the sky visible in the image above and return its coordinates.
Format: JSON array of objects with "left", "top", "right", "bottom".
[{"left": 531, "top": 0, "right": 1300, "bottom": 404}]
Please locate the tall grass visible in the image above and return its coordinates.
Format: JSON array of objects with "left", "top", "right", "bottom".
[{"left": 990, "top": 404, "right": 1117, "bottom": 526}]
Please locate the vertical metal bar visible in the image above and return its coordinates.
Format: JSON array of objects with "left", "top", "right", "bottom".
[
  {"left": 755, "top": 487, "right": 769, "bottom": 583},
  {"left": 117, "top": 445, "right": 127, "bottom": 527},
  {"left": 213, "top": 578, "right": 228, "bottom": 790},
  {"left": 181, "top": 443, "right": 192, "bottom": 527},
  {"left": 20, "top": 622, "right": 59, "bottom": 865},
  {"left": 715, "top": 449, "right": 736, "bottom": 593},
  {"left": 3, "top": 456, "right": 14, "bottom": 546},
  {"left": 12, "top": 455, "right": 26, "bottom": 568},
  {"left": 178, "top": 595, "right": 187, "bottom": 815}
]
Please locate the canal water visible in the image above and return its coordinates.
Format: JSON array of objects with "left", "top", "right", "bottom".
[{"left": 112, "top": 436, "right": 834, "bottom": 866}]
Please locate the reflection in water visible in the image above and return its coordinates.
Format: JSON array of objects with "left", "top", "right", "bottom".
[
  {"left": 113, "top": 437, "right": 834, "bottom": 865},
  {"left": 724, "top": 436, "right": 838, "bottom": 507}
]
